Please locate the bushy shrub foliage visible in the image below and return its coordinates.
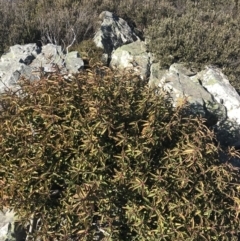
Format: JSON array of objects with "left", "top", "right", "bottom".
[
  {"left": 145, "top": 0, "right": 240, "bottom": 92},
  {"left": 0, "top": 66, "right": 240, "bottom": 240},
  {"left": 70, "top": 40, "right": 105, "bottom": 67}
]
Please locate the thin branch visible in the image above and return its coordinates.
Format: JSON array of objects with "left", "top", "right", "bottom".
[{"left": 66, "top": 28, "right": 76, "bottom": 54}]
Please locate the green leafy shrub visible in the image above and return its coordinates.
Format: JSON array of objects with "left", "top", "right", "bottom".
[
  {"left": 0, "top": 66, "right": 240, "bottom": 240},
  {"left": 145, "top": 0, "right": 240, "bottom": 92},
  {"left": 70, "top": 40, "right": 104, "bottom": 67}
]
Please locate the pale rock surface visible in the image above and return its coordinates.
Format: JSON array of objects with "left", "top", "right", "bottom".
[
  {"left": 0, "top": 44, "right": 38, "bottom": 92},
  {"left": 94, "top": 11, "right": 140, "bottom": 55},
  {"left": 149, "top": 62, "right": 240, "bottom": 150},
  {"left": 0, "top": 209, "right": 24, "bottom": 241},
  {"left": 110, "top": 41, "right": 151, "bottom": 79},
  {"left": 149, "top": 62, "right": 227, "bottom": 126},
  {"left": 0, "top": 43, "right": 84, "bottom": 93},
  {"left": 193, "top": 66, "right": 240, "bottom": 123},
  {"left": 29, "top": 44, "right": 65, "bottom": 73},
  {"left": 191, "top": 66, "right": 240, "bottom": 146},
  {"left": 65, "top": 51, "right": 84, "bottom": 73}
]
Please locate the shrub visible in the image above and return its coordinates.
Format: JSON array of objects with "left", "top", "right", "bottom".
[
  {"left": 0, "top": 0, "right": 42, "bottom": 53},
  {"left": 70, "top": 40, "right": 105, "bottom": 67},
  {"left": 145, "top": 0, "right": 240, "bottom": 92},
  {"left": 0, "top": 65, "right": 240, "bottom": 240},
  {"left": 0, "top": 0, "right": 98, "bottom": 54}
]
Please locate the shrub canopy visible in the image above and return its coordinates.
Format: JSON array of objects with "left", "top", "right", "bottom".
[{"left": 0, "top": 66, "right": 239, "bottom": 240}]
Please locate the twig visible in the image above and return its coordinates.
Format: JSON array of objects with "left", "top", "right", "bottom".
[{"left": 66, "top": 28, "right": 76, "bottom": 54}]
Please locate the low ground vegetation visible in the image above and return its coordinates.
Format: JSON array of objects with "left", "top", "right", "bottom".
[
  {"left": 0, "top": 65, "right": 239, "bottom": 240},
  {"left": 0, "top": 0, "right": 240, "bottom": 240}
]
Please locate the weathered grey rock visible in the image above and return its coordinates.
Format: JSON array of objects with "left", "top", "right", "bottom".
[
  {"left": 193, "top": 66, "right": 240, "bottom": 122},
  {"left": 0, "top": 43, "right": 84, "bottom": 92},
  {"left": 148, "top": 62, "right": 240, "bottom": 152},
  {"left": 110, "top": 41, "right": 151, "bottom": 79},
  {"left": 64, "top": 51, "right": 84, "bottom": 73},
  {"left": 170, "top": 63, "right": 197, "bottom": 77},
  {"left": 94, "top": 11, "right": 140, "bottom": 54},
  {"left": 0, "top": 209, "right": 25, "bottom": 241},
  {"left": 29, "top": 44, "right": 84, "bottom": 75},
  {"left": 192, "top": 66, "right": 240, "bottom": 146},
  {"left": 30, "top": 44, "right": 65, "bottom": 73},
  {"left": 0, "top": 44, "right": 43, "bottom": 91},
  {"left": 149, "top": 62, "right": 227, "bottom": 126},
  {"left": 1, "top": 44, "right": 39, "bottom": 64}
]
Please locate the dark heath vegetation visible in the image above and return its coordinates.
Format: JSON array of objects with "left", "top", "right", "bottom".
[{"left": 0, "top": 0, "right": 240, "bottom": 240}]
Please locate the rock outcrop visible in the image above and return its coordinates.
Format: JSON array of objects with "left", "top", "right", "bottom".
[
  {"left": 0, "top": 43, "right": 84, "bottom": 93},
  {"left": 94, "top": 10, "right": 140, "bottom": 63},
  {"left": 110, "top": 41, "right": 151, "bottom": 80},
  {"left": 149, "top": 62, "right": 227, "bottom": 126},
  {"left": 148, "top": 62, "right": 240, "bottom": 148},
  {"left": 93, "top": 11, "right": 240, "bottom": 162}
]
